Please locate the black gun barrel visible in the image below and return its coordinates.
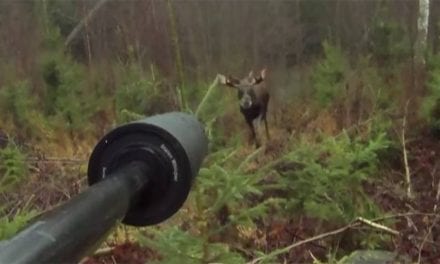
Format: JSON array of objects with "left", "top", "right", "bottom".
[
  {"left": 0, "top": 161, "right": 150, "bottom": 263},
  {"left": 0, "top": 112, "right": 208, "bottom": 264}
]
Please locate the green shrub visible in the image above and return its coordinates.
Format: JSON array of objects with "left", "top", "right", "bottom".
[
  {"left": 115, "top": 78, "right": 151, "bottom": 122},
  {"left": 356, "top": 56, "right": 393, "bottom": 113},
  {"left": 195, "top": 148, "right": 271, "bottom": 227},
  {"left": 0, "top": 143, "right": 28, "bottom": 193},
  {"left": 311, "top": 41, "right": 349, "bottom": 106},
  {"left": 276, "top": 131, "right": 390, "bottom": 223},
  {"left": 311, "top": 47, "right": 394, "bottom": 129},
  {"left": 193, "top": 77, "right": 241, "bottom": 150},
  {"left": 0, "top": 81, "right": 32, "bottom": 126},
  {"left": 421, "top": 55, "right": 440, "bottom": 134},
  {"left": 369, "top": 7, "right": 412, "bottom": 65},
  {"left": 0, "top": 81, "right": 44, "bottom": 135},
  {"left": 37, "top": 19, "right": 101, "bottom": 132},
  {"left": 115, "top": 64, "right": 165, "bottom": 123},
  {"left": 41, "top": 51, "right": 99, "bottom": 131},
  {"left": 0, "top": 210, "right": 36, "bottom": 240},
  {"left": 0, "top": 143, "right": 36, "bottom": 240},
  {"left": 138, "top": 148, "right": 278, "bottom": 263},
  {"left": 139, "top": 227, "right": 245, "bottom": 264}
]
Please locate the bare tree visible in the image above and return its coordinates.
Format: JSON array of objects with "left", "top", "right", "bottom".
[{"left": 166, "top": 0, "right": 186, "bottom": 109}]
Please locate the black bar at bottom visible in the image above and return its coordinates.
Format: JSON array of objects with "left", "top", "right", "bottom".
[{"left": 0, "top": 161, "right": 150, "bottom": 264}]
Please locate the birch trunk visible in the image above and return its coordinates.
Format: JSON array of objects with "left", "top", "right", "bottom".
[{"left": 415, "top": 0, "right": 430, "bottom": 65}]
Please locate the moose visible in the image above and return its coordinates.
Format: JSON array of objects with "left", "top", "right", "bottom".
[{"left": 217, "top": 69, "right": 270, "bottom": 148}]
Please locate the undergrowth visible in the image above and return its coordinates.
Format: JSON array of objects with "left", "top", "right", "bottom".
[
  {"left": 276, "top": 130, "right": 390, "bottom": 223},
  {"left": 136, "top": 107, "right": 393, "bottom": 263},
  {"left": 0, "top": 24, "right": 425, "bottom": 263},
  {"left": 0, "top": 143, "right": 36, "bottom": 240}
]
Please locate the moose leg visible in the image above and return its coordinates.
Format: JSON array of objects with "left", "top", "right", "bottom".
[
  {"left": 264, "top": 116, "right": 270, "bottom": 140},
  {"left": 261, "top": 107, "right": 270, "bottom": 141},
  {"left": 262, "top": 96, "right": 270, "bottom": 140},
  {"left": 245, "top": 118, "right": 259, "bottom": 148}
]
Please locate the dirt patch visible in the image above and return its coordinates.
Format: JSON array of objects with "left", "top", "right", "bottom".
[{"left": 82, "top": 242, "right": 159, "bottom": 264}]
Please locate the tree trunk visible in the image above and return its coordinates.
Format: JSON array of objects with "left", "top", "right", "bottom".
[
  {"left": 81, "top": 0, "right": 93, "bottom": 65},
  {"left": 414, "top": 0, "right": 430, "bottom": 65},
  {"left": 166, "top": 0, "right": 186, "bottom": 110}
]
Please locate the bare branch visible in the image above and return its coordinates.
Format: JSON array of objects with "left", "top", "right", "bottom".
[
  {"left": 78, "top": 247, "right": 115, "bottom": 264},
  {"left": 194, "top": 75, "right": 220, "bottom": 118},
  {"left": 26, "top": 157, "right": 86, "bottom": 164},
  {"left": 435, "top": 172, "right": 440, "bottom": 212},
  {"left": 64, "top": 0, "right": 111, "bottom": 47},
  {"left": 248, "top": 222, "right": 358, "bottom": 264},
  {"left": 402, "top": 100, "right": 413, "bottom": 199},
  {"left": 417, "top": 213, "right": 440, "bottom": 264},
  {"left": 355, "top": 217, "right": 399, "bottom": 236}
]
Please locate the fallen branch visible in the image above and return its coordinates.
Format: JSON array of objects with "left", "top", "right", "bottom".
[
  {"left": 248, "top": 216, "right": 400, "bottom": 264},
  {"left": 78, "top": 247, "right": 115, "bottom": 264},
  {"left": 355, "top": 217, "right": 399, "bottom": 236},
  {"left": 92, "top": 246, "right": 115, "bottom": 256},
  {"left": 26, "top": 157, "right": 87, "bottom": 164},
  {"left": 248, "top": 222, "right": 359, "bottom": 264},
  {"left": 370, "top": 212, "right": 437, "bottom": 222}
]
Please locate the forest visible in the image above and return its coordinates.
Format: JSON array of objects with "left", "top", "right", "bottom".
[{"left": 0, "top": 0, "right": 440, "bottom": 263}]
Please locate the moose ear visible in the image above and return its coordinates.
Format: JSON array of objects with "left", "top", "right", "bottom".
[
  {"left": 254, "top": 68, "right": 267, "bottom": 84},
  {"left": 260, "top": 68, "right": 267, "bottom": 80},
  {"left": 217, "top": 74, "right": 227, "bottom": 85},
  {"left": 248, "top": 71, "right": 254, "bottom": 78},
  {"left": 217, "top": 74, "right": 238, "bottom": 87}
]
